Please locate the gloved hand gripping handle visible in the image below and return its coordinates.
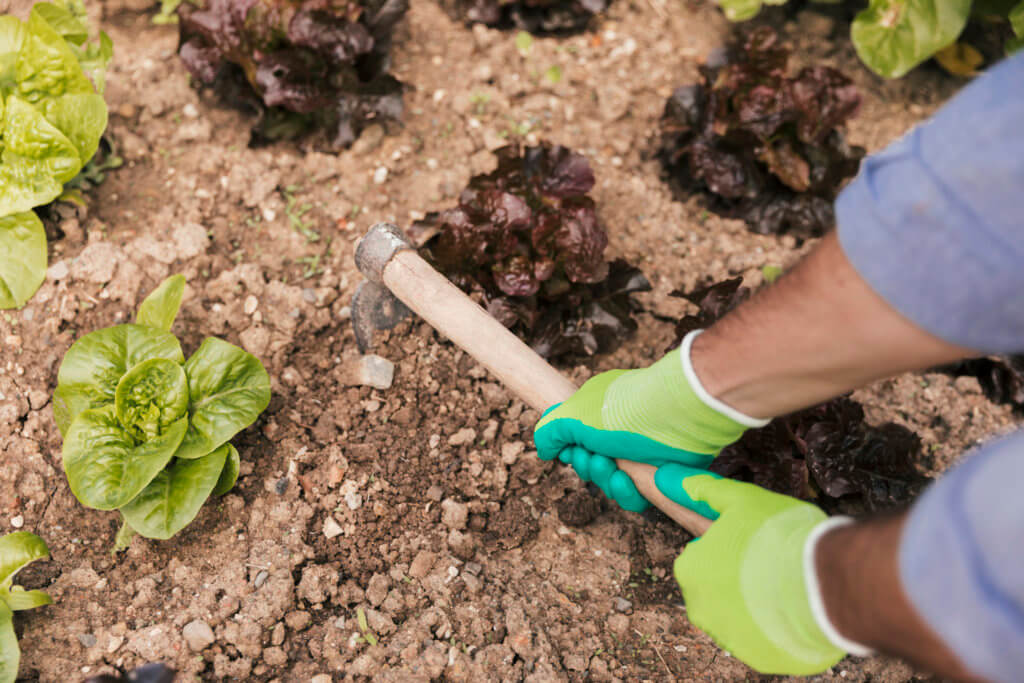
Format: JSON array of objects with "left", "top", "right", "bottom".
[{"left": 355, "top": 223, "right": 713, "bottom": 536}]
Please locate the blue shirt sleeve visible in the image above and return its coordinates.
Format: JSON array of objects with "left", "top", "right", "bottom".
[
  {"left": 836, "top": 52, "right": 1024, "bottom": 353},
  {"left": 900, "top": 429, "right": 1024, "bottom": 682}
]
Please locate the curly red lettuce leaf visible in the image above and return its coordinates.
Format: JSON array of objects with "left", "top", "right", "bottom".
[
  {"left": 176, "top": 0, "right": 407, "bottom": 148},
  {"left": 439, "top": 0, "right": 609, "bottom": 33},
  {"left": 670, "top": 278, "right": 930, "bottom": 513},
  {"left": 410, "top": 143, "right": 649, "bottom": 361},
  {"left": 659, "top": 27, "right": 865, "bottom": 238},
  {"left": 940, "top": 355, "right": 1024, "bottom": 413}
]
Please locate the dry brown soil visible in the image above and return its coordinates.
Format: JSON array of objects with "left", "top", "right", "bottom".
[{"left": 1, "top": 0, "right": 1018, "bottom": 681}]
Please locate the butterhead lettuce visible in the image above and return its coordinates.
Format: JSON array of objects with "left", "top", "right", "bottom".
[{"left": 0, "top": 1, "right": 111, "bottom": 309}]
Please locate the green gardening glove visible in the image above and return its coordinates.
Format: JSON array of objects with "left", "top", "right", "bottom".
[
  {"left": 654, "top": 465, "right": 857, "bottom": 675},
  {"left": 533, "top": 330, "right": 767, "bottom": 512}
]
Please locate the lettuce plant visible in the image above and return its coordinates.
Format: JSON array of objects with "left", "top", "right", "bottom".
[
  {"left": 660, "top": 27, "right": 864, "bottom": 238},
  {"left": 410, "top": 143, "right": 650, "bottom": 360},
  {"left": 440, "top": 0, "right": 609, "bottom": 33},
  {"left": 0, "top": 532, "right": 52, "bottom": 683},
  {"left": 671, "top": 277, "right": 930, "bottom": 513},
  {"left": 0, "top": 1, "right": 111, "bottom": 309},
  {"left": 176, "top": 0, "right": 407, "bottom": 148},
  {"left": 716, "top": 0, "right": 1023, "bottom": 78},
  {"left": 54, "top": 275, "right": 271, "bottom": 546}
]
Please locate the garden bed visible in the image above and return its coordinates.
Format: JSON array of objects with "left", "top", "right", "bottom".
[{"left": 1, "top": 0, "right": 1018, "bottom": 680}]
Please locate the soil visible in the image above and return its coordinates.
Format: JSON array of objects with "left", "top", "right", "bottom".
[{"left": 1, "top": 0, "right": 1018, "bottom": 682}]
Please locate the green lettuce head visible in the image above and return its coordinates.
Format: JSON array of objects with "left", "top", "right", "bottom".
[{"left": 0, "top": 1, "right": 111, "bottom": 309}]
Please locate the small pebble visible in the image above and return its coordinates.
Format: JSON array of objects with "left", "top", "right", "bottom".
[
  {"left": 244, "top": 295, "right": 259, "bottom": 315},
  {"left": 447, "top": 428, "right": 476, "bottom": 447},
  {"left": 77, "top": 633, "right": 97, "bottom": 648},
  {"left": 182, "top": 620, "right": 215, "bottom": 651},
  {"left": 341, "top": 354, "right": 394, "bottom": 390},
  {"left": 440, "top": 499, "right": 468, "bottom": 530},
  {"left": 500, "top": 442, "right": 524, "bottom": 465},
  {"left": 254, "top": 570, "right": 269, "bottom": 588},
  {"left": 10, "top": 515, "right": 23, "bottom": 529},
  {"left": 344, "top": 492, "right": 363, "bottom": 510},
  {"left": 613, "top": 597, "right": 633, "bottom": 613},
  {"left": 323, "top": 516, "right": 343, "bottom": 539},
  {"left": 183, "top": 103, "right": 199, "bottom": 118},
  {"left": 47, "top": 261, "right": 69, "bottom": 280},
  {"left": 409, "top": 551, "right": 436, "bottom": 579},
  {"left": 373, "top": 167, "right": 389, "bottom": 185}
]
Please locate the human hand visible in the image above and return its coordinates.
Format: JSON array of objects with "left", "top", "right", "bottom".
[
  {"left": 655, "top": 465, "right": 849, "bottom": 675},
  {"left": 533, "top": 331, "right": 765, "bottom": 512}
]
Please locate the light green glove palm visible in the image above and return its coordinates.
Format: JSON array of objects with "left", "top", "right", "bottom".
[
  {"left": 656, "top": 467, "right": 846, "bottom": 675},
  {"left": 534, "top": 332, "right": 765, "bottom": 511}
]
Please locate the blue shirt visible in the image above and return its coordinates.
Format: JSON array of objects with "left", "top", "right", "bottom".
[{"left": 836, "top": 53, "right": 1024, "bottom": 681}]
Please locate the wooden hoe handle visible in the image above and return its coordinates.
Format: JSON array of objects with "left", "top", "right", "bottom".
[{"left": 379, "top": 247, "right": 713, "bottom": 536}]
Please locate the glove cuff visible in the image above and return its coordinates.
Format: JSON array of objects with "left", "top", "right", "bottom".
[
  {"left": 803, "top": 516, "right": 875, "bottom": 657},
  {"left": 679, "top": 330, "right": 770, "bottom": 429}
]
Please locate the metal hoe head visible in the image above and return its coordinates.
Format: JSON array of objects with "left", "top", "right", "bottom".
[
  {"left": 351, "top": 222, "right": 415, "bottom": 352},
  {"left": 351, "top": 280, "right": 412, "bottom": 352}
]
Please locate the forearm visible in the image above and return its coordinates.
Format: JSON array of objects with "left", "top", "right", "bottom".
[
  {"left": 692, "top": 231, "right": 974, "bottom": 419},
  {"left": 814, "top": 514, "right": 978, "bottom": 680}
]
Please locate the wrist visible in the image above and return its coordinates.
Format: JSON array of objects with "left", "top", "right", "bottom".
[
  {"left": 803, "top": 517, "right": 874, "bottom": 656},
  {"left": 812, "top": 514, "right": 979, "bottom": 679},
  {"left": 679, "top": 330, "right": 770, "bottom": 430}
]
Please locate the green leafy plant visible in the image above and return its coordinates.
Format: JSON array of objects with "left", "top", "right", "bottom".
[
  {"left": 0, "top": 532, "right": 53, "bottom": 683},
  {"left": 53, "top": 275, "right": 271, "bottom": 547},
  {"left": 0, "top": 1, "right": 112, "bottom": 309},
  {"left": 58, "top": 136, "right": 123, "bottom": 207},
  {"left": 716, "top": 0, "right": 1023, "bottom": 78}
]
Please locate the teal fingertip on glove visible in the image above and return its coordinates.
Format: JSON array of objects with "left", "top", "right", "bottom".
[
  {"left": 555, "top": 445, "right": 650, "bottom": 512},
  {"left": 534, "top": 330, "right": 768, "bottom": 512},
  {"left": 654, "top": 463, "right": 722, "bottom": 521}
]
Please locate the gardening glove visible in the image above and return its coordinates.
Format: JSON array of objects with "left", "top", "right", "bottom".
[
  {"left": 533, "top": 330, "right": 768, "bottom": 511},
  {"left": 654, "top": 464, "right": 872, "bottom": 675}
]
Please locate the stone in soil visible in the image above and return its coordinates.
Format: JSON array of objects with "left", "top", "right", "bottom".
[
  {"left": 340, "top": 354, "right": 396, "bottom": 390},
  {"left": 182, "top": 620, "right": 215, "bottom": 651},
  {"left": 323, "top": 515, "right": 343, "bottom": 539},
  {"left": 440, "top": 499, "right": 469, "bottom": 530}
]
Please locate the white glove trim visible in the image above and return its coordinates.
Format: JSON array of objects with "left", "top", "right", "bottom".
[
  {"left": 679, "top": 329, "right": 771, "bottom": 429},
  {"left": 803, "top": 515, "right": 876, "bottom": 657}
]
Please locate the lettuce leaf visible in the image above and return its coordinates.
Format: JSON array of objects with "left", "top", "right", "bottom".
[
  {"left": 176, "top": 0, "right": 407, "bottom": 148},
  {"left": 0, "top": 2, "right": 111, "bottom": 309},
  {"left": 851, "top": 0, "right": 972, "bottom": 79},
  {"left": 411, "top": 143, "right": 650, "bottom": 360},
  {"left": 659, "top": 27, "right": 864, "bottom": 238},
  {"left": 0, "top": 211, "right": 46, "bottom": 310}
]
